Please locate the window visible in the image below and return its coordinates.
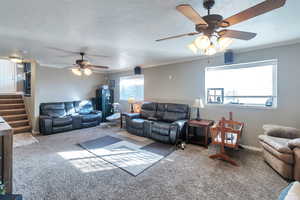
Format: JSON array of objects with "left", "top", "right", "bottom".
[
  {"left": 205, "top": 60, "right": 277, "bottom": 108},
  {"left": 120, "top": 75, "right": 144, "bottom": 101}
]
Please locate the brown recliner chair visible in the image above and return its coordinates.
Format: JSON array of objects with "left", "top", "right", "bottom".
[{"left": 259, "top": 125, "right": 300, "bottom": 181}]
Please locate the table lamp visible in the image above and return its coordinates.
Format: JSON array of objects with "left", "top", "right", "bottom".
[
  {"left": 193, "top": 98, "right": 204, "bottom": 120},
  {"left": 128, "top": 97, "right": 135, "bottom": 113}
]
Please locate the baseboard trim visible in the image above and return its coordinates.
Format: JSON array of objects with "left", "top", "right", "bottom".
[
  {"left": 240, "top": 144, "right": 263, "bottom": 153},
  {"left": 31, "top": 130, "right": 40, "bottom": 135}
]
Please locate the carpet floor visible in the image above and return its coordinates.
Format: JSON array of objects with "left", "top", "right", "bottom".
[{"left": 13, "top": 125, "right": 288, "bottom": 200}]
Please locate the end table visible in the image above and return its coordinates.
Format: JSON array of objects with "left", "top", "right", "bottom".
[{"left": 186, "top": 119, "right": 214, "bottom": 148}]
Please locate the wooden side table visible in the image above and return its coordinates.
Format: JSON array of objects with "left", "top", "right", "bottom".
[{"left": 186, "top": 119, "right": 214, "bottom": 148}]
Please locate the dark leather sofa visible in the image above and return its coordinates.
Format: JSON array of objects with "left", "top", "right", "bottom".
[
  {"left": 39, "top": 100, "right": 102, "bottom": 135},
  {"left": 125, "top": 102, "right": 189, "bottom": 144}
]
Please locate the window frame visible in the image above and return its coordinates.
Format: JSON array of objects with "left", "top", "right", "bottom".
[
  {"left": 204, "top": 59, "right": 278, "bottom": 109},
  {"left": 119, "top": 74, "right": 144, "bottom": 101}
]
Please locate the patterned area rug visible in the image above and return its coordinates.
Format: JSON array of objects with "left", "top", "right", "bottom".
[{"left": 79, "top": 135, "right": 175, "bottom": 176}]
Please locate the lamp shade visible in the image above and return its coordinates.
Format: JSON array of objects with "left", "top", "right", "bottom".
[
  {"left": 195, "top": 35, "right": 210, "bottom": 50},
  {"left": 193, "top": 98, "right": 204, "bottom": 108},
  {"left": 187, "top": 42, "right": 198, "bottom": 54},
  {"left": 128, "top": 97, "right": 135, "bottom": 104},
  {"left": 204, "top": 43, "right": 217, "bottom": 56},
  {"left": 72, "top": 68, "right": 82, "bottom": 76},
  {"left": 218, "top": 37, "right": 233, "bottom": 51},
  {"left": 84, "top": 68, "right": 92, "bottom": 76}
]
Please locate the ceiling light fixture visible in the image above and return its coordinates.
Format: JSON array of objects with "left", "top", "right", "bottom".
[
  {"left": 84, "top": 68, "right": 92, "bottom": 76},
  {"left": 188, "top": 35, "right": 233, "bottom": 56},
  {"left": 72, "top": 68, "right": 82, "bottom": 76}
]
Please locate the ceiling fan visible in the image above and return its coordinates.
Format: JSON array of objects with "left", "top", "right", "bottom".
[
  {"left": 47, "top": 47, "right": 110, "bottom": 75},
  {"left": 65, "top": 52, "right": 109, "bottom": 76},
  {"left": 156, "top": 0, "right": 286, "bottom": 55}
]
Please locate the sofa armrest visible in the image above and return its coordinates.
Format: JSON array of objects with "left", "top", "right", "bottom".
[
  {"left": 294, "top": 148, "right": 300, "bottom": 181},
  {"left": 171, "top": 120, "right": 188, "bottom": 142},
  {"left": 125, "top": 113, "right": 141, "bottom": 119},
  {"left": 172, "top": 120, "right": 188, "bottom": 133},
  {"left": 92, "top": 110, "right": 102, "bottom": 114},
  {"left": 288, "top": 138, "right": 300, "bottom": 150},
  {"left": 91, "top": 110, "right": 102, "bottom": 117},
  {"left": 263, "top": 124, "right": 300, "bottom": 139},
  {"left": 39, "top": 115, "right": 53, "bottom": 135}
]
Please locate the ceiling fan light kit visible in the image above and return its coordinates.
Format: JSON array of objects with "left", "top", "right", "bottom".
[
  {"left": 157, "top": 0, "right": 286, "bottom": 56},
  {"left": 47, "top": 48, "right": 109, "bottom": 76},
  {"left": 84, "top": 68, "right": 92, "bottom": 76},
  {"left": 72, "top": 68, "right": 82, "bottom": 76}
]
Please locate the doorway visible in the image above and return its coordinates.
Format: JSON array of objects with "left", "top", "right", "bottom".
[{"left": 0, "top": 59, "right": 17, "bottom": 93}]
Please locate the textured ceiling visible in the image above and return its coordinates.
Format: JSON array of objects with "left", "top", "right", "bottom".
[{"left": 0, "top": 0, "right": 298, "bottom": 71}]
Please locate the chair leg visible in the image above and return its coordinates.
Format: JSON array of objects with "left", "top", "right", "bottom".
[{"left": 209, "top": 153, "right": 239, "bottom": 167}]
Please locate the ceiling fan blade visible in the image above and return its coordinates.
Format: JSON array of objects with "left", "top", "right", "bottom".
[
  {"left": 218, "top": 29, "right": 257, "bottom": 40},
  {"left": 176, "top": 4, "right": 208, "bottom": 26},
  {"left": 63, "top": 64, "right": 78, "bottom": 69},
  {"left": 156, "top": 32, "right": 199, "bottom": 42},
  {"left": 46, "top": 47, "right": 80, "bottom": 54},
  {"left": 222, "top": 0, "right": 286, "bottom": 27},
  {"left": 88, "top": 65, "right": 109, "bottom": 69},
  {"left": 85, "top": 53, "right": 110, "bottom": 58}
]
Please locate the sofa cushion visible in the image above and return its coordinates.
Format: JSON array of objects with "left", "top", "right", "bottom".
[
  {"left": 52, "top": 116, "right": 73, "bottom": 127},
  {"left": 65, "top": 102, "right": 76, "bottom": 115},
  {"left": 259, "top": 135, "right": 293, "bottom": 154},
  {"left": 155, "top": 103, "right": 166, "bottom": 120},
  {"left": 74, "top": 100, "right": 93, "bottom": 114},
  {"left": 140, "top": 102, "right": 157, "bottom": 119},
  {"left": 166, "top": 103, "right": 189, "bottom": 113},
  {"left": 152, "top": 122, "right": 171, "bottom": 136},
  {"left": 263, "top": 124, "right": 300, "bottom": 139},
  {"left": 40, "top": 103, "right": 66, "bottom": 117},
  {"left": 259, "top": 141, "right": 294, "bottom": 164},
  {"left": 162, "top": 103, "right": 188, "bottom": 122},
  {"left": 81, "top": 113, "right": 101, "bottom": 123},
  {"left": 129, "top": 118, "right": 145, "bottom": 129}
]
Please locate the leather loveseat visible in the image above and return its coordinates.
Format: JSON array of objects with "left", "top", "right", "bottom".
[
  {"left": 125, "top": 102, "right": 189, "bottom": 144},
  {"left": 39, "top": 100, "right": 102, "bottom": 135}
]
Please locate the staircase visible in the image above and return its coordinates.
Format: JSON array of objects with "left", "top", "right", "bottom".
[{"left": 0, "top": 94, "right": 31, "bottom": 134}]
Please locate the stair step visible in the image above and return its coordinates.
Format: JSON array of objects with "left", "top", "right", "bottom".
[
  {"left": 13, "top": 125, "right": 31, "bottom": 134},
  {"left": 0, "top": 99, "right": 23, "bottom": 104},
  {"left": 0, "top": 109, "right": 26, "bottom": 115},
  {"left": 8, "top": 120, "right": 29, "bottom": 128},
  {"left": 0, "top": 104, "right": 25, "bottom": 110},
  {"left": 2, "top": 114, "right": 28, "bottom": 122},
  {"left": 0, "top": 94, "right": 22, "bottom": 99}
]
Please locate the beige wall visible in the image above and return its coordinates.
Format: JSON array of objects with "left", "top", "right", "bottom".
[
  {"left": 108, "top": 42, "right": 300, "bottom": 148},
  {"left": 29, "top": 65, "right": 106, "bottom": 132}
]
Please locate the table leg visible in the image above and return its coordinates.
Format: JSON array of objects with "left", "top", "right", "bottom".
[
  {"left": 186, "top": 125, "right": 189, "bottom": 143},
  {"left": 204, "top": 127, "right": 208, "bottom": 148},
  {"left": 120, "top": 115, "right": 123, "bottom": 128}
]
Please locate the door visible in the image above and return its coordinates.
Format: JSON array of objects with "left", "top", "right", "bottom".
[{"left": 0, "top": 60, "right": 16, "bottom": 93}]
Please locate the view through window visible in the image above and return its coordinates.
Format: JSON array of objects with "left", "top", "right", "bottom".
[
  {"left": 120, "top": 75, "right": 144, "bottom": 101},
  {"left": 205, "top": 60, "right": 277, "bottom": 108}
]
